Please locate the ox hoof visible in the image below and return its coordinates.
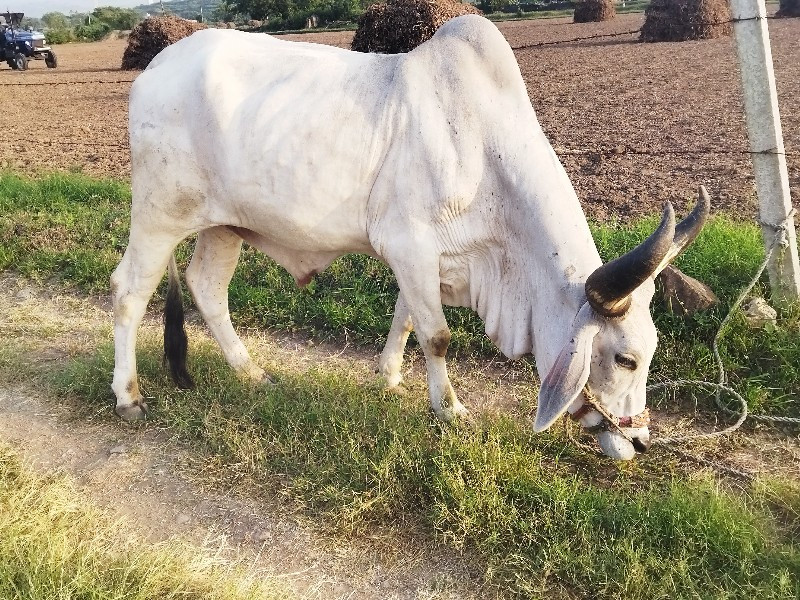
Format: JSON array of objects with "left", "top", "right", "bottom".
[
  {"left": 238, "top": 363, "right": 272, "bottom": 384},
  {"left": 378, "top": 370, "right": 403, "bottom": 390},
  {"left": 115, "top": 399, "right": 150, "bottom": 422},
  {"left": 385, "top": 383, "right": 408, "bottom": 396},
  {"left": 434, "top": 401, "right": 470, "bottom": 424}
]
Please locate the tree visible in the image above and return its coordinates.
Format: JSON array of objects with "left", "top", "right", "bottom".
[
  {"left": 91, "top": 6, "right": 141, "bottom": 30},
  {"left": 41, "top": 11, "right": 70, "bottom": 29},
  {"left": 235, "top": 0, "right": 295, "bottom": 20},
  {"left": 21, "top": 16, "right": 44, "bottom": 30},
  {"left": 213, "top": 1, "right": 243, "bottom": 21}
]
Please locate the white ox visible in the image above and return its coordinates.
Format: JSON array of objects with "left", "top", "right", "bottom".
[{"left": 111, "top": 15, "right": 708, "bottom": 460}]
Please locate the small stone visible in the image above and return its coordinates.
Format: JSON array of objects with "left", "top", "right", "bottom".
[
  {"left": 742, "top": 297, "right": 777, "bottom": 330},
  {"left": 14, "top": 286, "right": 35, "bottom": 301},
  {"left": 175, "top": 513, "right": 191, "bottom": 525},
  {"left": 658, "top": 265, "right": 718, "bottom": 316},
  {"left": 253, "top": 529, "right": 272, "bottom": 543},
  {"left": 109, "top": 445, "right": 128, "bottom": 455}
]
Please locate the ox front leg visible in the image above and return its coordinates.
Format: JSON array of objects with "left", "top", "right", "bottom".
[
  {"left": 390, "top": 261, "right": 468, "bottom": 422},
  {"left": 378, "top": 294, "right": 413, "bottom": 390}
]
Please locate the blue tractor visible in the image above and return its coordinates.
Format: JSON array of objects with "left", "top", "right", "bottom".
[{"left": 1, "top": 12, "right": 57, "bottom": 70}]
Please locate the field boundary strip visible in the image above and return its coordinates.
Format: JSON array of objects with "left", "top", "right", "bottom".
[
  {"left": 0, "top": 14, "right": 787, "bottom": 86},
  {"left": 1, "top": 139, "right": 794, "bottom": 159}
]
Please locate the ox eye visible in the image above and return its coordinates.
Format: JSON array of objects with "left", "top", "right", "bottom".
[{"left": 615, "top": 354, "right": 638, "bottom": 370}]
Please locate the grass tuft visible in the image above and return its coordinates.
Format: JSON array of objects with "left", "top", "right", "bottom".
[
  {"left": 0, "top": 443, "right": 290, "bottom": 599},
  {"left": 38, "top": 337, "right": 800, "bottom": 599}
]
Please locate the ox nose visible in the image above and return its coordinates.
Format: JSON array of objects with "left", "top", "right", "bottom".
[{"left": 631, "top": 436, "right": 651, "bottom": 454}]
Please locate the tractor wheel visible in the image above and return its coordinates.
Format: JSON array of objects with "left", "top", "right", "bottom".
[
  {"left": 13, "top": 53, "right": 28, "bottom": 71},
  {"left": 45, "top": 51, "right": 57, "bottom": 69}
]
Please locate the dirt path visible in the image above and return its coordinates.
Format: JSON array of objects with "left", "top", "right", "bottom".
[{"left": 0, "top": 279, "right": 491, "bottom": 600}]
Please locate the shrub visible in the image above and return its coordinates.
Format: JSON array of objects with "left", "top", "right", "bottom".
[
  {"left": 45, "top": 28, "right": 75, "bottom": 44},
  {"left": 573, "top": 0, "right": 615, "bottom": 22},
  {"left": 351, "top": 0, "right": 481, "bottom": 54},
  {"left": 74, "top": 21, "right": 112, "bottom": 41},
  {"left": 776, "top": 0, "right": 800, "bottom": 17}
]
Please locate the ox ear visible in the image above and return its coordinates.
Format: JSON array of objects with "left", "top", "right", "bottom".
[{"left": 533, "top": 304, "right": 601, "bottom": 432}]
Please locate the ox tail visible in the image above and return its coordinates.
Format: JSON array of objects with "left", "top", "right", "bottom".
[{"left": 164, "top": 254, "right": 195, "bottom": 390}]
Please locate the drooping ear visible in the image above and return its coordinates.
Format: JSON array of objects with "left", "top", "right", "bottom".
[{"left": 533, "top": 303, "right": 601, "bottom": 432}]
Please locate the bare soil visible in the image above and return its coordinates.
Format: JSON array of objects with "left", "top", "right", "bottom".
[{"left": 0, "top": 13, "right": 797, "bottom": 222}]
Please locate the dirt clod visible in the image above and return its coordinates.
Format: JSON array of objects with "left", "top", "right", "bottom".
[{"left": 658, "top": 265, "right": 719, "bottom": 316}]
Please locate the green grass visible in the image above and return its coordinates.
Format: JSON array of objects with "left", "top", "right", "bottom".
[
  {"left": 3, "top": 171, "right": 800, "bottom": 597},
  {"left": 1, "top": 171, "right": 798, "bottom": 415},
  {"left": 0, "top": 443, "right": 291, "bottom": 600},
  {"left": 14, "top": 338, "right": 796, "bottom": 599}
]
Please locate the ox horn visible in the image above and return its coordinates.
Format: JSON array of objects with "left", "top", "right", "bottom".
[
  {"left": 585, "top": 186, "right": 712, "bottom": 318},
  {"left": 585, "top": 203, "right": 676, "bottom": 318},
  {"left": 655, "top": 185, "right": 711, "bottom": 273}
]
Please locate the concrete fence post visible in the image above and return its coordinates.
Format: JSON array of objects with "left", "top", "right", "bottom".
[{"left": 729, "top": 0, "right": 800, "bottom": 302}]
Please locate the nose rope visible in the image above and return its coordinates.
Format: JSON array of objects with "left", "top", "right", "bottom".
[{"left": 570, "top": 386, "right": 650, "bottom": 443}]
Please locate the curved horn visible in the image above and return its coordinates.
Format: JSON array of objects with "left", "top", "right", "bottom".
[
  {"left": 585, "top": 203, "right": 676, "bottom": 318},
  {"left": 653, "top": 185, "right": 711, "bottom": 276}
]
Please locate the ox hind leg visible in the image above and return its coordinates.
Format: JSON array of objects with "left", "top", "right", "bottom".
[
  {"left": 184, "top": 226, "right": 268, "bottom": 383},
  {"left": 385, "top": 251, "right": 468, "bottom": 422},
  {"left": 111, "top": 231, "right": 183, "bottom": 421},
  {"left": 378, "top": 293, "right": 413, "bottom": 390}
]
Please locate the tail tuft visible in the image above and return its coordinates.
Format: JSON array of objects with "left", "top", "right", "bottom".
[{"left": 164, "top": 255, "right": 195, "bottom": 390}]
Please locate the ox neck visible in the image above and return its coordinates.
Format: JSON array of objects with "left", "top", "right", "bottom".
[{"left": 505, "top": 138, "right": 602, "bottom": 374}]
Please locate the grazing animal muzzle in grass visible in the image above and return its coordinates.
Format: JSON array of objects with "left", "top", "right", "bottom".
[{"left": 109, "top": 14, "right": 709, "bottom": 461}]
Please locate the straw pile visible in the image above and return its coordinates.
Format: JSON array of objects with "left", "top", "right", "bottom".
[
  {"left": 122, "top": 15, "right": 207, "bottom": 70},
  {"left": 351, "top": 0, "right": 481, "bottom": 54},
  {"left": 573, "top": 0, "right": 616, "bottom": 23},
  {"left": 776, "top": 0, "right": 799, "bottom": 17},
  {"left": 640, "top": 0, "right": 731, "bottom": 42}
]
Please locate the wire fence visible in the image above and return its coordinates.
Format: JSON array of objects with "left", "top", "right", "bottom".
[{"left": 2, "top": 139, "right": 796, "bottom": 161}]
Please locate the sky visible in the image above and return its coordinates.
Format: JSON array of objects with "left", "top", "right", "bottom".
[{"left": 18, "top": 1, "right": 157, "bottom": 18}]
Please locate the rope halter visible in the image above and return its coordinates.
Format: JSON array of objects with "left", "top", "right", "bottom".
[{"left": 569, "top": 385, "right": 651, "bottom": 450}]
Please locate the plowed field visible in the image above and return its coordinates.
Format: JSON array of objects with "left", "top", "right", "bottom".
[{"left": 0, "top": 13, "right": 797, "bottom": 222}]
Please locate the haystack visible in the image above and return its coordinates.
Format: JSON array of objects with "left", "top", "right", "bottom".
[
  {"left": 351, "top": 0, "right": 481, "bottom": 54},
  {"left": 640, "top": 0, "right": 731, "bottom": 42},
  {"left": 776, "top": 0, "right": 800, "bottom": 17},
  {"left": 573, "top": 0, "right": 615, "bottom": 23},
  {"left": 121, "top": 15, "right": 207, "bottom": 70}
]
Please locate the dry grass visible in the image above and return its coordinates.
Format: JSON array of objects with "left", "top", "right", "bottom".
[
  {"left": 573, "top": 0, "right": 616, "bottom": 23},
  {"left": 351, "top": 0, "right": 481, "bottom": 53},
  {"left": 640, "top": 0, "right": 732, "bottom": 42}
]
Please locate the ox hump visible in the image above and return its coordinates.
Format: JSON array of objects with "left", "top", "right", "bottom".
[{"left": 422, "top": 15, "right": 522, "bottom": 89}]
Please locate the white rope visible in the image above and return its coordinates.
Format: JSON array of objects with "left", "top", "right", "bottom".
[{"left": 645, "top": 209, "right": 800, "bottom": 477}]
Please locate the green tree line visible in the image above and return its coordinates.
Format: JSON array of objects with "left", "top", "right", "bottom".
[
  {"left": 41, "top": 6, "right": 140, "bottom": 43},
  {"left": 222, "top": 0, "right": 366, "bottom": 28}
]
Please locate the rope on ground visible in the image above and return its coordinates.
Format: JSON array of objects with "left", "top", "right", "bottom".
[
  {"left": 707, "top": 208, "right": 800, "bottom": 426},
  {"left": 644, "top": 209, "right": 800, "bottom": 478}
]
